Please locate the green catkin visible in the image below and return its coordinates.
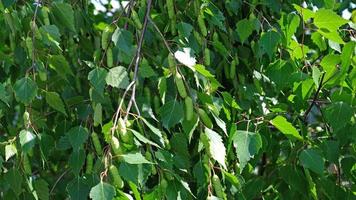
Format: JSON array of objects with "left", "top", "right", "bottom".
[
  {"left": 86, "top": 152, "right": 94, "bottom": 174},
  {"left": 198, "top": 108, "right": 213, "bottom": 128},
  {"left": 101, "top": 27, "right": 110, "bottom": 49},
  {"left": 131, "top": 9, "right": 142, "bottom": 29},
  {"left": 198, "top": 13, "right": 207, "bottom": 36},
  {"left": 175, "top": 73, "right": 187, "bottom": 98},
  {"left": 184, "top": 96, "right": 193, "bottom": 121},
  {"left": 106, "top": 48, "right": 113, "bottom": 68},
  {"left": 212, "top": 174, "right": 226, "bottom": 199},
  {"left": 91, "top": 132, "right": 103, "bottom": 156},
  {"left": 204, "top": 48, "right": 211, "bottom": 66},
  {"left": 109, "top": 165, "right": 124, "bottom": 188}
]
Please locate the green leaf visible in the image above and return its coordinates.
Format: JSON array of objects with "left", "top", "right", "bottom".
[
  {"left": 271, "top": 116, "right": 303, "bottom": 140},
  {"left": 52, "top": 2, "right": 76, "bottom": 32},
  {"left": 120, "top": 152, "right": 152, "bottom": 164},
  {"left": 19, "top": 130, "right": 36, "bottom": 153},
  {"left": 314, "top": 9, "right": 348, "bottom": 31},
  {"left": 5, "top": 143, "right": 17, "bottom": 161},
  {"left": 324, "top": 102, "right": 353, "bottom": 131},
  {"left": 141, "top": 118, "right": 165, "bottom": 147},
  {"left": 39, "top": 25, "right": 61, "bottom": 48},
  {"left": 194, "top": 64, "right": 214, "bottom": 78},
  {"left": 34, "top": 179, "right": 49, "bottom": 200},
  {"left": 299, "top": 149, "right": 324, "bottom": 175},
  {"left": 159, "top": 100, "right": 184, "bottom": 129},
  {"left": 69, "top": 149, "right": 86, "bottom": 175},
  {"left": 4, "top": 168, "right": 23, "bottom": 195},
  {"left": 45, "top": 91, "right": 67, "bottom": 115},
  {"left": 279, "top": 13, "right": 300, "bottom": 46},
  {"left": 13, "top": 77, "right": 38, "bottom": 104},
  {"left": 88, "top": 68, "right": 108, "bottom": 94},
  {"left": 67, "top": 126, "right": 89, "bottom": 150},
  {"left": 112, "top": 28, "right": 133, "bottom": 52},
  {"left": 181, "top": 113, "right": 199, "bottom": 143},
  {"left": 223, "top": 171, "right": 242, "bottom": 190},
  {"left": 129, "top": 128, "right": 160, "bottom": 148},
  {"left": 320, "top": 54, "right": 341, "bottom": 84},
  {"left": 177, "top": 22, "right": 193, "bottom": 38},
  {"left": 105, "top": 66, "right": 130, "bottom": 89},
  {"left": 266, "top": 60, "right": 296, "bottom": 89},
  {"left": 311, "top": 32, "right": 327, "bottom": 51},
  {"left": 48, "top": 55, "right": 74, "bottom": 79},
  {"left": 233, "top": 131, "right": 262, "bottom": 171},
  {"left": 139, "top": 59, "right": 157, "bottom": 78},
  {"left": 293, "top": 4, "right": 314, "bottom": 22},
  {"left": 89, "top": 182, "right": 116, "bottom": 200},
  {"left": 67, "top": 177, "right": 90, "bottom": 200},
  {"left": 204, "top": 128, "right": 226, "bottom": 169},
  {"left": 0, "top": 83, "right": 10, "bottom": 106},
  {"left": 259, "top": 30, "right": 281, "bottom": 60},
  {"left": 236, "top": 18, "right": 255, "bottom": 43}
]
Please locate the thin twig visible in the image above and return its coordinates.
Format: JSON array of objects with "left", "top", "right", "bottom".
[
  {"left": 99, "top": 2, "right": 131, "bottom": 67},
  {"left": 124, "top": 0, "right": 152, "bottom": 121},
  {"left": 304, "top": 73, "right": 325, "bottom": 120},
  {"left": 124, "top": 0, "right": 135, "bottom": 29},
  {"left": 111, "top": 80, "right": 135, "bottom": 134},
  {"left": 49, "top": 169, "right": 70, "bottom": 195},
  {"left": 148, "top": 17, "right": 173, "bottom": 55}
]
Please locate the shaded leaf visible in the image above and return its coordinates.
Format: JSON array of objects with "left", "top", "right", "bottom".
[
  {"left": 13, "top": 77, "right": 38, "bottom": 104},
  {"left": 67, "top": 126, "right": 89, "bottom": 150},
  {"left": 89, "top": 182, "right": 116, "bottom": 200},
  {"left": 299, "top": 149, "right": 324, "bottom": 175},
  {"left": 88, "top": 68, "right": 108, "bottom": 94},
  {"left": 159, "top": 100, "right": 184, "bottom": 129},
  {"left": 233, "top": 131, "right": 262, "bottom": 171},
  {"left": 45, "top": 91, "right": 66, "bottom": 115}
]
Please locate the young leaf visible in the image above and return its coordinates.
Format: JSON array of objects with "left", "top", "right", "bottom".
[
  {"left": 19, "top": 130, "right": 36, "bottom": 153},
  {"left": 120, "top": 152, "right": 152, "bottom": 164},
  {"left": 105, "top": 66, "right": 130, "bottom": 89},
  {"left": 5, "top": 144, "right": 17, "bottom": 161},
  {"left": 204, "top": 128, "right": 227, "bottom": 169},
  {"left": 271, "top": 116, "right": 303, "bottom": 140}
]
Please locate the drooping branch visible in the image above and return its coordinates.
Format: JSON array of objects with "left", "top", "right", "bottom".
[{"left": 111, "top": 0, "right": 152, "bottom": 127}]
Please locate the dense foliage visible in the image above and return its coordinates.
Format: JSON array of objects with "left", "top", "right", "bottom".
[{"left": 1, "top": 0, "right": 356, "bottom": 199}]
